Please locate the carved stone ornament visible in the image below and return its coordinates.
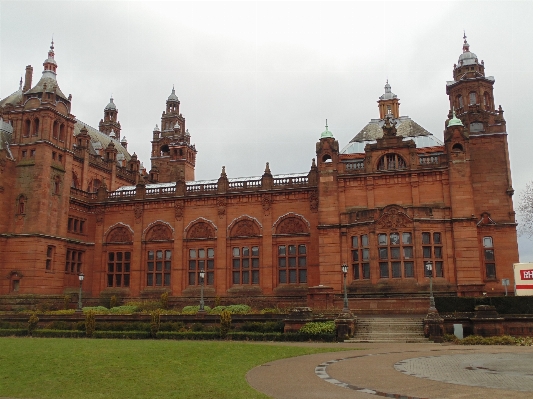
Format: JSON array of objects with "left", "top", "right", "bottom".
[
  {"left": 276, "top": 217, "right": 308, "bottom": 235},
  {"left": 187, "top": 222, "right": 215, "bottom": 239},
  {"left": 95, "top": 208, "right": 105, "bottom": 226},
  {"left": 107, "top": 227, "right": 133, "bottom": 243},
  {"left": 217, "top": 197, "right": 226, "bottom": 218},
  {"left": 230, "top": 219, "right": 259, "bottom": 238},
  {"left": 134, "top": 203, "right": 143, "bottom": 223},
  {"left": 382, "top": 115, "right": 397, "bottom": 137},
  {"left": 309, "top": 191, "right": 319, "bottom": 212},
  {"left": 146, "top": 224, "right": 172, "bottom": 241},
  {"left": 376, "top": 206, "right": 411, "bottom": 230},
  {"left": 262, "top": 194, "right": 272, "bottom": 215},
  {"left": 174, "top": 200, "right": 184, "bottom": 221}
]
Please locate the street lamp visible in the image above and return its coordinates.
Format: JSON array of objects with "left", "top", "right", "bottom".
[
  {"left": 341, "top": 263, "right": 349, "bottom": 312},
  {"left": 425, "top": 261, "right": 436, "bottom": 310},
  {"left": 77, "top": 272, "right": 84, "bottom": 312},
  {"left": 199, "top": 269, "right": 205, "bottom": 312}
]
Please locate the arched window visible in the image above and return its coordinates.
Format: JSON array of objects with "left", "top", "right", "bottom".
[
  {"left": 53, "top": 121, "right": 59, "bottom": 139},
  {"left": 54, "top": 176, "right": 61, "bottom": 195},
  {"left": 322, "top": 154, "right": 332, "bottom": 163},
  {"left": 186, "top": 219, "right": 217, "bottom": 286},
  {"left": 59, "top": 124, "right": 65, "bottom": 142},
  {"left": 377, "top": 154, "right": 407, "bottom": 171},
  {"left": 33, "top": 118, "right": 39, "bottom": 136},
  {"left": 71, "top": 172, "right": 79, "bottom": 189},
  {"left": 456, "top": 95, "right": 463, "bottom": 109},
  {"left": 452, "top": 143, "right": 464, "bottom": 152},
  {"left": 483, "top": 92, "right": 491, "bottom": 110},
  {"left": 24, "top": 119, "right": 31, "bottom": 137},
  {"left": 469, "top": 91, "right": 477, "bottom": 105},
  {"left": 229, "top": 218, "right": 262, "bottom": 285},
  {"left": 274, "top": 214, "right": 310, "bottom": 285},
  {"left": 17, "top": 195, "right": 27, "bottom": 214}
]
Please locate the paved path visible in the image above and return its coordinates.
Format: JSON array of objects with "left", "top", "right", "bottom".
[{"left": 246, "top": 342, "right": 533, "bottom": 399}]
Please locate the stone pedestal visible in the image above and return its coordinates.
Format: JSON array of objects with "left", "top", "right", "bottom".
[
  {"left": 335, "top": 309, "right": 356, "bottom": 341},
  {"left": 471, "top": 305, "right": 504, "bottom": 337},
  {"left": 283, "top": 307, "right": 313, "bottom": 333},
  {"left": 424, "top": 308, "right": 444, "bottom": 342},
  {"left": 307, "top": 285, "right": 335, "bottom": 310}
]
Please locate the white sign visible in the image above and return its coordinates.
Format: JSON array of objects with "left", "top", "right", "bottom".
[
  {"left": 502, "top": 279, "right": 510, "bottom": 286},
  {"left": 513, "top": 263, "right": 533, "bottom": 296}
]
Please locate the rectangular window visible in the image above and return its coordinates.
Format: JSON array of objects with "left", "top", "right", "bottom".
[
  {"left": 483, "top": 236, "right": 496, "bottom": 279},
  {"left": 352, "top": 234, "right": 369, "bottom": 280},
  {"left": 46, "top": 245, "right": 54, "bottom": 270},
  {"left": 278, "top": 244, "right": 306, "bottom": 284},
  {"left": 232, "top": 245, "right": 259, "bottom": 285},
  {"left": 379, "top": 262, "right": 389, "bottom": 278},
  {"left": 362, "top": 263, "right": 370, "bottom": 279},
  {"left": 107, "top": 251, "right": 131, "bottom": 287},
  {"left": 65, "top": 249, "right": 83, "bottom": 274},
  {"left": 147, "top": 250, "right": 171, "bottom": 287},
  {"left": 404, "top": 262, "right": 414, "bottom": 278},
  {"left": 392, "top": 262, "right": 402, "bottom": 278},
  {"left": 422, "top": 231, "right": 444, "bottom": 278},
  {"left": 188, "top": 247, "right": 214, "bottom": 285},
  {"left": 376, "top": 231, "right": 415, "bottom": 279}
]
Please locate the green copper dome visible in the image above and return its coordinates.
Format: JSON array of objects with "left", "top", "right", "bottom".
[
  {"left": 320, "top": 120, "right": 334, "bottom": 138},
  {"left": 447, "top": 110, "right": 464, "bottom": 128}
]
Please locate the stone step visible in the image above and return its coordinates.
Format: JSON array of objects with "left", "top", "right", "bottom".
[
  {"left": 351, "top": 316, "right": 426, "bottom": 343},
  {"left": 345, "top": 338, "right": 430, "bottom": 343}
]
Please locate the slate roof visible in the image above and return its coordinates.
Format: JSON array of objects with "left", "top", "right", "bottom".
[{"left": 74, "top": 121, "right": 131, "bottom": 162}]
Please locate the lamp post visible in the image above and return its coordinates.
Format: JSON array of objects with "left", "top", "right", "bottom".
[
  {"left": 425, "top": 261, "right": 436, "bottom": 310},
  {"left": 77, "top": 272, "right": 84, "bottom": 312},
  {"left": 341, "top": 263, "right": 349, "bottom": 312},
  {"left": 199, "top": 269, "right": 205, "bottom": 311}
]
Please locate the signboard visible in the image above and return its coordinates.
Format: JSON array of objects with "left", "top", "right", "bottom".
[{"left": 513, "top": 263, "right": 533, "bottom": 296}]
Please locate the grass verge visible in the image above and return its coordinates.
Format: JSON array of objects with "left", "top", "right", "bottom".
[{"left": 0, "top": 338, "right": 347, "bottom": 399}]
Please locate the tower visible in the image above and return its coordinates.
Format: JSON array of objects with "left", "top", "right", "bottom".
[
  {"left": 98, "top": 97, "right": 121, "bottom": 137},
  {"left": 150, "top": 87, "right": 196, "bottom": 183},
  {"left": 377, "top": 81, "right": 400, "bottom": 119}
]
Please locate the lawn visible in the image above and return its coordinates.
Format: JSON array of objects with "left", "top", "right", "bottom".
[{"left": 0, "top": 338, "right": 345, "bottom": 399}]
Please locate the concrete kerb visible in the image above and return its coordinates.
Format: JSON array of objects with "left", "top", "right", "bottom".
[{"left": 246, "top": 342, "right": 533, "bottom": 399}]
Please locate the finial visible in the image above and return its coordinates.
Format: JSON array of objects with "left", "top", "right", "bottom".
[
  {"left": 325, "top": 119, "right": 328, "bottom": 130},
  {"left": 19, "top": 77, "right": 23, "bottom": 91},
  {"left": 463, "top": 30, "right": 467, "bottom": 43},
  {"left": 172, "top": 84, "right": 175, "bottom": 93},
  {"left": 312, "top": 158, "right": 316, "bottom": 168},
  {"left": 264, "top": 162, "right": 271, "bottom": 174},
  {"left": 51, "top": 36, "right": 54, "bottom": 50},
  {"left": 221, "top": 166, "right": 227, "bottom": 177}
]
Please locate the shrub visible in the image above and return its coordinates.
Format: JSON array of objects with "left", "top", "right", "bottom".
[
  {"left": 156, "top": 331, "right": 220, "bottom": 340},
  {"left": 214, "top": 296, "right": 221, "bottom": 308},
  {"left": 95, "top": 322, "right": 151, "bottom": 332},
  {"left": 85, "top": 310, "right": 96, "bottom": 337},
  {"left": 190, "top": 323, "right": 205, "bottom": 332},
  {"left": 298, "top": 321, "right": 335, "bottom": 336},
  {"left": 83, "top": 306, "right": 109, "bottom": 314},
  {"left": 109, "top": 295, "right": 118, "bottom": 309},
  {"left": 0, "top": 329, "right": 28, "bottom": 337},
  {"left": 225, "top": 304, "right": 252, "bottom": 314},
  {"left": 28, "top": 312, "right": 39, "bottom": 335},
  {"left": 124, "top": 300, "right": 161, "bottom": 312},
  {"left": 107, "top": 305, "right": 138, "bottom": 314},
  {"left": 239, "top": 321, "right": 284, "bottom": 333},
  {"left": 182, "top": 305, "right": 211, "bottom": 314},
  {"left": 227, "top": 332, "right": 283, "bottom": 341},
  {"left": 45, "top": 321, "right": 77, "bottom": 331},
  {"left": 32, "top": 330, "right": 85, "bottom": 338},
  {"left": 150, "top": 310, "right": 161, "bottom": 338},
  {"left": 159, "top": 322, "right": 185, "bottom": 332},
  {"left": 160, "top": 292, "right": 169, "bottom": 310},
  {"left": 63, "top": 295, "right": 71, "bottom": 310},
  {"left": 219, "top": 309, "right": 232, "bottom": 337},
  {"left": 208, "top": 306, "right": 227, "bottom": 314},
  {"left": 46, "top": 309, "right": 76, "bottom": 315},
  {"left": 93, "top": 331, "right": 151, "bottom": 339}
]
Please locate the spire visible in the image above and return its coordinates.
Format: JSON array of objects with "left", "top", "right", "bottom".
[
  {"left": 264, "top": 162, "right": 271, "bottom": 175},
  {"left": 19, "top": 77, "right": 23, "bottom": 91},
  {"left": 42, "top": 39, "right": 58, "bottom": 76},
  {"left": 167, "top": 85, "right": 179, "bottom": 102},
  {"left": 462, "top": 30, "right": 470, "bottom": 53},
  {"left": 320, "top": 119, "right": 334, "bottom": 139}
]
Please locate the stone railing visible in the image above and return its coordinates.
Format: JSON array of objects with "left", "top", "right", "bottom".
[
  {"left": 228, "top": 179, "right": 262, "bottom": 190},
  {"left": 186, "top": 182, "right": 218, "bottom": 193},
  {"left": 273, "top": 175, "right": 308, "bottom": 187},
  {"left": 108, "top": 189, "right": 136, "bottom": 199},
  {"left": 419, "top": 154, "right": 443, "bottom": 166},
  {"left": 70, "top": 187, "right": 98, "bottom": 201},
  {"left": 146, "top": 185, "right": 176, "bottom": 197},
  {"left": 116, "top": 166, "right": 137, "bottom": 184},
  {"left": 88, "top": 153, "right": 111, "bottom": 171},
  {"left": 344, "top": 160, "right": 365, "bottom": 172}
]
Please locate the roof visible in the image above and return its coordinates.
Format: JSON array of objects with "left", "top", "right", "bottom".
[
  {"left": 0, "top": 118, "right": 13, "bottom": 152},
  {"left": 105, "top": 97, "right": 117, "bottom": 110},
  {"left": 0, "top": 89, "right": 23, "bottom": 107},
  {"left": 74, "top": 120, "right": 131, "bottom": 162},
  {"left": 341, "top": 135, "right": 444, "bottom": 154},
  {"left": 25, "top": 75, "right": 68, "bottom": 100}
]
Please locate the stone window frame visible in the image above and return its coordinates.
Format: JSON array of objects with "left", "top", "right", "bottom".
[
  {"left": 376, "top": 231, "right": 415, "bottom": 279},
  {"left": 483, "top": 236, "right": 496, "bottom": 280},
  {"left": 65, "top": 249, "right": 83, "bottom": 274},
  {"left": 187, "top": 247, "right": 215, "bottom": 286},
  {"left": 277, "top": 242, "right": 308, "bottom": 285},
  {"left": 351, "top": 234, "right": 370, "bottom": 280},
  {"left": 146, "top": 248, "right": 172, "bottom": 288},
  {"left": 106, "top": 250, "right": 131, "bottom": 288},
  {"left": 422, "top": 232, "right": 444, "bottom": 278},
  {"left": 231, "top": 244, "right": 260, "bottom": 285}
]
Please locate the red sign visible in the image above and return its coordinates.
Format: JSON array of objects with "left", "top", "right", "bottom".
[{"left": 520, "top": 269, "right": 533, "bottom": 280}]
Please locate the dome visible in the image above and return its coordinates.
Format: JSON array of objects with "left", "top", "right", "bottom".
[
  {"left": 167, "top": 86, "right": 179, "bottom": 102},
  {"left": 105, "top": 97, "right": 117, "bottom": 110},
  {"left": 320, "top": 121, "right": 334, "bottom": 139},
  {"left": 379, "top": 80, "right": 397, "bottom": 100},
  {"left": 447, "top": 110, "right": 464, "bottom": 128},
  {"left": 458, "top": 35, "right": 478, "bottom": 66}
]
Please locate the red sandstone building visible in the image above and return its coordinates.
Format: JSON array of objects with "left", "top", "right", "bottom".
[{"left": 0, "top": 37, "right": 519, "bottom": 303}]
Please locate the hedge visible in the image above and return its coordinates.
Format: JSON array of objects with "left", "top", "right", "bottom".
[
  {"left": 157, "top": 331, "right": 220, "bottom": 340},
  {"left": 0, "top": 329, "right": 28, "bottom": 337},
  {"left": 31, "top": 329, "right": 86, "bottom": 338},
  {"left": 93, "top": 331, "right": 152, "bottom": 339},
  {"left": 435, "top": 296, "right": 533, "bottom": 314}
]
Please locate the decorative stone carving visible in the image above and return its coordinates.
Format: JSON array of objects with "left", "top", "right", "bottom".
[
  {"left": 262, "top": 194, "right": 272, "bottom": 216},
  {"left": 382, "top": 115, "right": 397, "bottom": 137},
  {"left": 230, "top": 219, "right": 260, "bottom": 238},
  {"left": 174, "top": 200, "right": 184, "bottom": 221},
  {"left": 276, "top": 217, "right": 308, "bottom": 235},
  {"left": 309, "top": 191, "right": 318, "bottom": 212},
  {"left": 187, "top": 222, "right": 215, "bottom": 239},
  {"left": 217, "top": 197, "right": 226, "bottom": 219},
  {"left": 376, "top": 205, "right": 411, "bottom": 230},
  {"left": 134, "top": 203, "right": 143, "bottom": 223},
  {"left": 145, "top": 224, "right": 172, "bottom": 241},
  {"left": 107, "top": 226, "right": 133, "bottom": 243},
  {"left": 95, "top": 208, "right": 104, "bottom": 226}
]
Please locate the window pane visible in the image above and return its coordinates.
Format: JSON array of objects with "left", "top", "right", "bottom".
[
  {"left": 252, "top": 246, "right": 259, "bottom": 256},
  {"left": 362, "top": 249, "right": 370, "bottom": 261},
  {"left": 108, "top": 253, "right": 114, "bottom": 261},
  {"left": 298, "top": 245, "right": 306, "bottom": 255},
  {"left": 242, "top": 259, "right": 249, "bottom": 269},
  {"left": 392, "top": 262, "right": 401, "bottom": 278},
  {"left": 207, "top": 260, "right": 215, "bottom": 270},
  {"left": 433, "top": 233, "right": 442, "bottom": 244},
  {"left": 352, "top": 250, "right": 359, "bottom": 262},
  {"left": 279, "top": 270, "right": 286, "bottom": 283},
  {"left": 242, "top": 271, "right": 249, "bottom": 284},
  {"left": 198, "top": 260, "right": 205, "bottom": 270},
  {"left": 189, "top": 272, "right": 195, "bottom": 285},
  {"left": 164, "top": 261, "right": 171, "bottom": 271},
  {"left": 116, "top": 263, "right": 122, "bottom": 272},
  {"left": 198, "top": 249, "right": 205, "bottom": 258},
  {"left": 352, "top": 236, "right": 358, "bottom": 248},
  {"left": 107, "top": 274, "right": 113, "bottom": 287},
  {"left": 252, "top": 270, "right": 259, "bottom": 284},
  {"left": 207, "top": 248, "right": 215, "bottom": 258},
  {"left": 108, "top": 263, "right": 114, "bottom": 273},
  {"left": 485, "top": 249, "right": 495, "bottom": 261},
  {"left": 165, "top": 251, "right": 172, "bottom": 260},
  {"left": 361, "top": 235, "right": 369, "bottom": 246},
  {"left": 402, "top": 232, "right": 412, "bottom": 244},
  {"left": 403, "top": 247, "right": 413, "bottom": 259},
  {"left": 362, "top": 263, "right": 370, "bottom": 279},
  {"left": 117, "top": 252, "right": 123, "bottom": 261},
  {"left": 423, "top": 247, "right": 431, "bottom": 258},
  {"left": 353, "top": 264, "right": 359, "bottom": 279},
  {"left": 125, "top": 252, "right": 131, "bottom": 261},
  {"left": 299, "top": 270, "right": 307, "bottom": 283},
  {"left": 125, "top": 263, "right": 130, "bottom": 272},
  {"left": 279, "top": 258, "right": 286, "bottom": 268},
  {"left": 147, "top": 274, "right": 153, "bottom": 286},
  {"left": 155, "top": 274, "right": 162, "bottom": 286},
  {"left": 189, "top": 260, "right": 196, "bottom": 270},
  {"left": 123, "top": 274, "right": 130, "bottom": 287},
  {"left": 425, "top": 262, "right": 433, "bottom": 277},
  {"left": 288, "top": 257, "right": 296, "bottom": 267},
  {"left": 422, "top": 232, "right": 431, "bottom": 244},
  {"left": 379, "top": 263, "right": 389, "bottom": 278},
  {"left": 189, "top": 249, "right": 196, "bottom": 258},
  {"left": 435, "top": 261, "right": 444, "bottom": 278},
  {"left": 207, "top": 272, "right": 214, "bottom": 285},
  {"left": 242, "top": 247, "right": 249, "bottom": 257},
  {"left": 233, "top": 259, "right": 240, "bottom": 269},
  {"left": 233, "top": 271, "right": 240, "bottom": 284},
  {"left": 391, "top": 247, "right": 400, "bottom": 259},
  {"left": 434, "top": 247, "right": 443, "bottom": 259},
  {"left": 278, "top": 245, "right": 286, "bottom": 256},
  {"left": 486, "top": 263, "right": 496, "bottom": 279},
  {"left": 378, "top": 234, "right": 387, "bottom": 245},
  {"left": 298, "top": 256, "right": 307, "bottom": 267},
  {"left": 379, "top": 248, "right": 388, "bottom": 260},
  {"left": 156, "top": 250, "right": 163, "bottom": 260},
  {"left": 116, "top": 275, "right": 122, "bottom": 287},
  {"left": 483, "top": 237, "right": 493, "bottom": 248},
  {"left": 232, "top": 247, "right": 240, "bottom": 257},
  {"left": 289, "top": 269, "right": 297, "bottom": 283},
  {"left": 148, "top": 251, "right": 154, "bottom": 260},
  {"left": 390, "top": 233, "right": 400, "bottom": 245},
  {"left": 404, "top": 262, "right": 414, "bottom": 278},
  {"left": 288, "top": 245, "right": 296, "bottom": 255},
  {"left": 156, "top": 261, "right": 162, "bottom": 271},
  {"left": 252, "top": 258, "right": 259, "bottom": 268},
  {"left": 164, "top": 273, "right": 170, "bottom": 286}
]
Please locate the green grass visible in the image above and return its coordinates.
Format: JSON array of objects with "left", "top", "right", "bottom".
[{"left": 0, "top": 338, "right": 345, "bottom": 399}]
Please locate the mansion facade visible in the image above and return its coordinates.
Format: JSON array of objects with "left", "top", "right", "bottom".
[{"left": 0, "top": 38, "right": 518, "bottom": 301}]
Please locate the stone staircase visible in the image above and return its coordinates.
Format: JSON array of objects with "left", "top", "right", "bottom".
[{"left": 345, "top": 316, "right": 429, "bottom": 343}]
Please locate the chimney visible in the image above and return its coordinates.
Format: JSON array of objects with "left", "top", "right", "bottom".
[{"left": 23, "top": 65, "right": 33, "bottom": 92}]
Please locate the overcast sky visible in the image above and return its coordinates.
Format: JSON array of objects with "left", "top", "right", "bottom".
[{"left": 1, "top": 1, "right": 532, "bottom": 261}]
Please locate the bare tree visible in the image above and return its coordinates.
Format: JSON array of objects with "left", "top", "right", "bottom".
[{"left": 518, "top": 182, "right": 533, "bottom": 238}]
